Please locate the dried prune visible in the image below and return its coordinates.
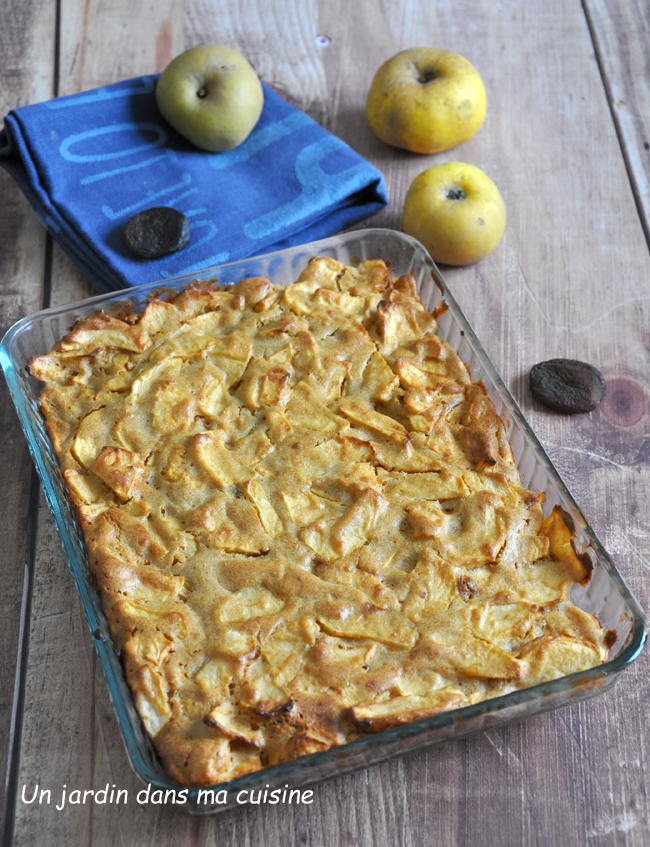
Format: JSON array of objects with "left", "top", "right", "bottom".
[
  {"left": 530, "top": 359, "right": 606, "bottom": 413},
  {"left": 456, "top": 576, "right": 477, "bottom": 600},
  {"left": 122, "top": 207, "right": 190, "bottom": 259}
]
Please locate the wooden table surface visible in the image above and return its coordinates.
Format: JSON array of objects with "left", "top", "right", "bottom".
[{"left": 2, "top": 1, "right": 649, "bottom": 845}]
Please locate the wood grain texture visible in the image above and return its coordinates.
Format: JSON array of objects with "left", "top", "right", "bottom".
[
  {"left": 583, "top": 0, "right": 650, "bottom": 245},
  {"left": 0, "top": 0, "right": 57, "bottom": 838},
  {"left": 4, "top": 0, "right": 650, "bottom": 845}
]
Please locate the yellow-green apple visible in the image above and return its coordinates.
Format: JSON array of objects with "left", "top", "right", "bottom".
[
  {"left": 366, "top": 48, "right": 486, "bottom": 154},
  {"left": 403, "top": 162, "right": 506, "bottom": 265},
  {"left": 156, "top": 45, "right": 264, "bottom": 152}
]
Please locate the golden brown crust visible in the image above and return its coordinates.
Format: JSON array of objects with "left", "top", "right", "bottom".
[{"left": 29, "top": 257, "right": 607, "bottom": 786}]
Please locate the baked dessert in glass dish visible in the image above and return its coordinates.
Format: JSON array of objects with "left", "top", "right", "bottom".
[{"left": 27, "top": 252, "right": 610, "bottom": 787}]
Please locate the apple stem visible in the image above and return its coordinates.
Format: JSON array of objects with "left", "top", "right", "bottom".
[
  {"left": 418, "top": 68, "right": 438, "bottom": 84},
  {"left": 197, "top": 87, "right": 207, "bottom": 98},
  {"left": 445, "top": 187, "right": 466, "bottom": 201}
]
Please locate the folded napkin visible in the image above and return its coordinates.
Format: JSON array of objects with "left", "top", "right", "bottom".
[{"left": 0, "top": 75, "right": 387, "bottom": 292}]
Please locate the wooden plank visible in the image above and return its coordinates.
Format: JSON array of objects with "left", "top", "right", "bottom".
[
  {"left": 8, "top": 0, "right": 650, "bottom": 845},
  {"left": 583, "top": 0, "right": 650, "bottom": 245},
  {"left": 0, "top": 0, "right": 57, "bottom": 840},
  {"left": 10, "top": 3, "right": 184, "bottom": 847}
]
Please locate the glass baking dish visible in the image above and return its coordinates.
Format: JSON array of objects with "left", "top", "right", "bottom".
[{"left": 2, "top": 228, "right": 646, "bottom": 814}]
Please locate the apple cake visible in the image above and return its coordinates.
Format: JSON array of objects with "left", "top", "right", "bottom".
[{"left": 29, "top": 256, "right": 608, "bottom": 786}]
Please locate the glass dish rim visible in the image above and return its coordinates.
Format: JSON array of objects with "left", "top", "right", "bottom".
[{"left": 1, "top": 226, "right": 646, "bottom": 804}]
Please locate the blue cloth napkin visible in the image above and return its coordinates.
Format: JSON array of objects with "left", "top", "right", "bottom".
[{"left": 0, "top": 75, "right": 387, "bottom": 292}]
